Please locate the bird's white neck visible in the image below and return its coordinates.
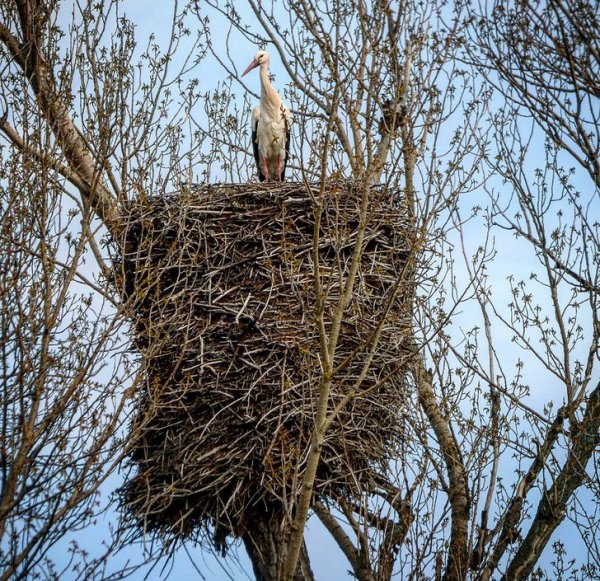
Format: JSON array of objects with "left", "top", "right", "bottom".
[{"left": 259, "top": 63, "right": 282, "bottom": 111}]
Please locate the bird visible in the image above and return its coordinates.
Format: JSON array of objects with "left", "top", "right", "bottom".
[
  {"left": 378, "top": 98, "right": 405, "bottom": 136},
  {"left": 241, "top": 50, "right": 292, "bottom": 182}
]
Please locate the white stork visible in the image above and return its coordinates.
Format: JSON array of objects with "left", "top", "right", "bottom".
[{"left": 241, "top": 50, "right": 292, "bottom": 182}]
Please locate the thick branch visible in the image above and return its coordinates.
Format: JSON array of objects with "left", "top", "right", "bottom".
[
  {"left": 240, "top": 509, "right": 315, "bottom": 581},
  {"left": 503, "top": 381, "right": 600, "bottom": 580},
  {"left": 314, "top": 501, "right": 375, "bottom": 581},
  {"left": 0, "top": 20, "right": 120, "bottom": 231},
  {"left": 413, "top": 357, "right": 470, "bottom": 581},
  {"left": 480, "top": 407, "right": 567, "bottom": 580}
]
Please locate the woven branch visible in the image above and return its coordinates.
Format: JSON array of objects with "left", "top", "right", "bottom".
[{"left": 114, "top": 181, "right": 413, "bottom": 546}]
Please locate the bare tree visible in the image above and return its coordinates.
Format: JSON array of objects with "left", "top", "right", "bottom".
[
  {"left": 462, "top": 1, "right": 600, "bottom": 578},
  {"left": 0, "top": 0, "right": 207, "bottom": 577},
  {"left": 0, "top": 0, "right": 598, "bottom": 580},
  {"left": 467, "top": 0, "right": 599, "bottom": 186}
]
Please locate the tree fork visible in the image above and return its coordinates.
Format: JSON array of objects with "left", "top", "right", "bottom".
[{"left": 240, "top": 508, "right": 315, "bottom": 581}]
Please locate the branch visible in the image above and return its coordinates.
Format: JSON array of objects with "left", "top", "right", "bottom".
[
  {"left": 362, "top": 474, "right": 415, "bottom": 581},
  {"left": 0, "top": 19, "right": 120, "bottom": 231},
  {"left": 412, "top": 356, "right": 470, "bottom": 581},
  {"left": 372, "top": 38, "right": 413, "bottom": 184},
  {"left": 0, "top": 117, "right": 87, "bottom": 193},
  {"left": 503, "top": 381, "right": 600, "bottom": 580},
  {"left": 314, "top": 500, "right": 374, "bottom": 581},
  {"left": 480, "top": 406, "right": 567, "bottom": 580},
  {"left": 0, "top": 117, "right": 112, "bottom": 276}
]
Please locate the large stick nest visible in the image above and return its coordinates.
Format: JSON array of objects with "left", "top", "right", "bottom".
[{"left": 114, "top": 181, "right": 413, "bottom": 544}]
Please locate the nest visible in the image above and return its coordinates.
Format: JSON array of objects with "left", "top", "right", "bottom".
[{"left": 115, "top": 181, "right": 413, "bottom": 544}]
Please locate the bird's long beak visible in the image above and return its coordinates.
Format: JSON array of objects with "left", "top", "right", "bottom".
[{"left": 241, "top": 58, "right": 260, "bottom": 77}]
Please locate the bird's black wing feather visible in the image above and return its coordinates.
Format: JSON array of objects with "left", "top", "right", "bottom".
[
  {"left": 252, "top": 117, "right": 266, "bottom": 182},
  {"left": 280, "top": 116, "right": 291, "bottom": 181}
]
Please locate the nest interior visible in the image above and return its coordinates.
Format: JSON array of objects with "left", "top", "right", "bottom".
[{"left": 115, "top": 181, "right": 413, "bottom": 542}]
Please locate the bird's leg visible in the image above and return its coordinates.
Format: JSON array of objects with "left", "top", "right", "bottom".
[
  {"left": 263, "top": 158, "right": 269, "bottom": 182},
  {"left": 276, "top": 155, "right": 282, "bottom": 181}
]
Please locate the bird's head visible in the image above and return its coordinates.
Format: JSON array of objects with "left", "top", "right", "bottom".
[{"left": 241, "top": 50, "right": 270, "bottom": 77}]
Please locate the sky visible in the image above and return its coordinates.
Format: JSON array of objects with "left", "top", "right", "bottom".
[{"left": 22, "top": 0, "right": 600, "bottom": 579}]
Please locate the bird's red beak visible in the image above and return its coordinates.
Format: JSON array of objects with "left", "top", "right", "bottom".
[{"left": 241, "top": 58, "right": 260, "bottom": 77}]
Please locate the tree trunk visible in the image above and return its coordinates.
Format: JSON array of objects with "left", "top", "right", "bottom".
[{"left": 241, "top": 510, "right": 315, "bottom": 581}]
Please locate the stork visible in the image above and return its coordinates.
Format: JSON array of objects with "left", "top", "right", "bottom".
[{"left": 241, "top": 50, "right": 292, "bottom": 182}]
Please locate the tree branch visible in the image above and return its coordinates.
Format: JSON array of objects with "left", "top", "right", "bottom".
[
  {"left": 503, "top": 381, "right": 600, "bottom": 580},
  {"left": 480, "top": 406, "right": 567, "bottom": 580},
  {"left": 413, "top": 357, "right": 470, "bottom": 581},
  {"left": 0, "top": 19, "right": 120, "bottom": 231},
  {"left": 314, "top": 500, "right": 374, "bottom": 581}
]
